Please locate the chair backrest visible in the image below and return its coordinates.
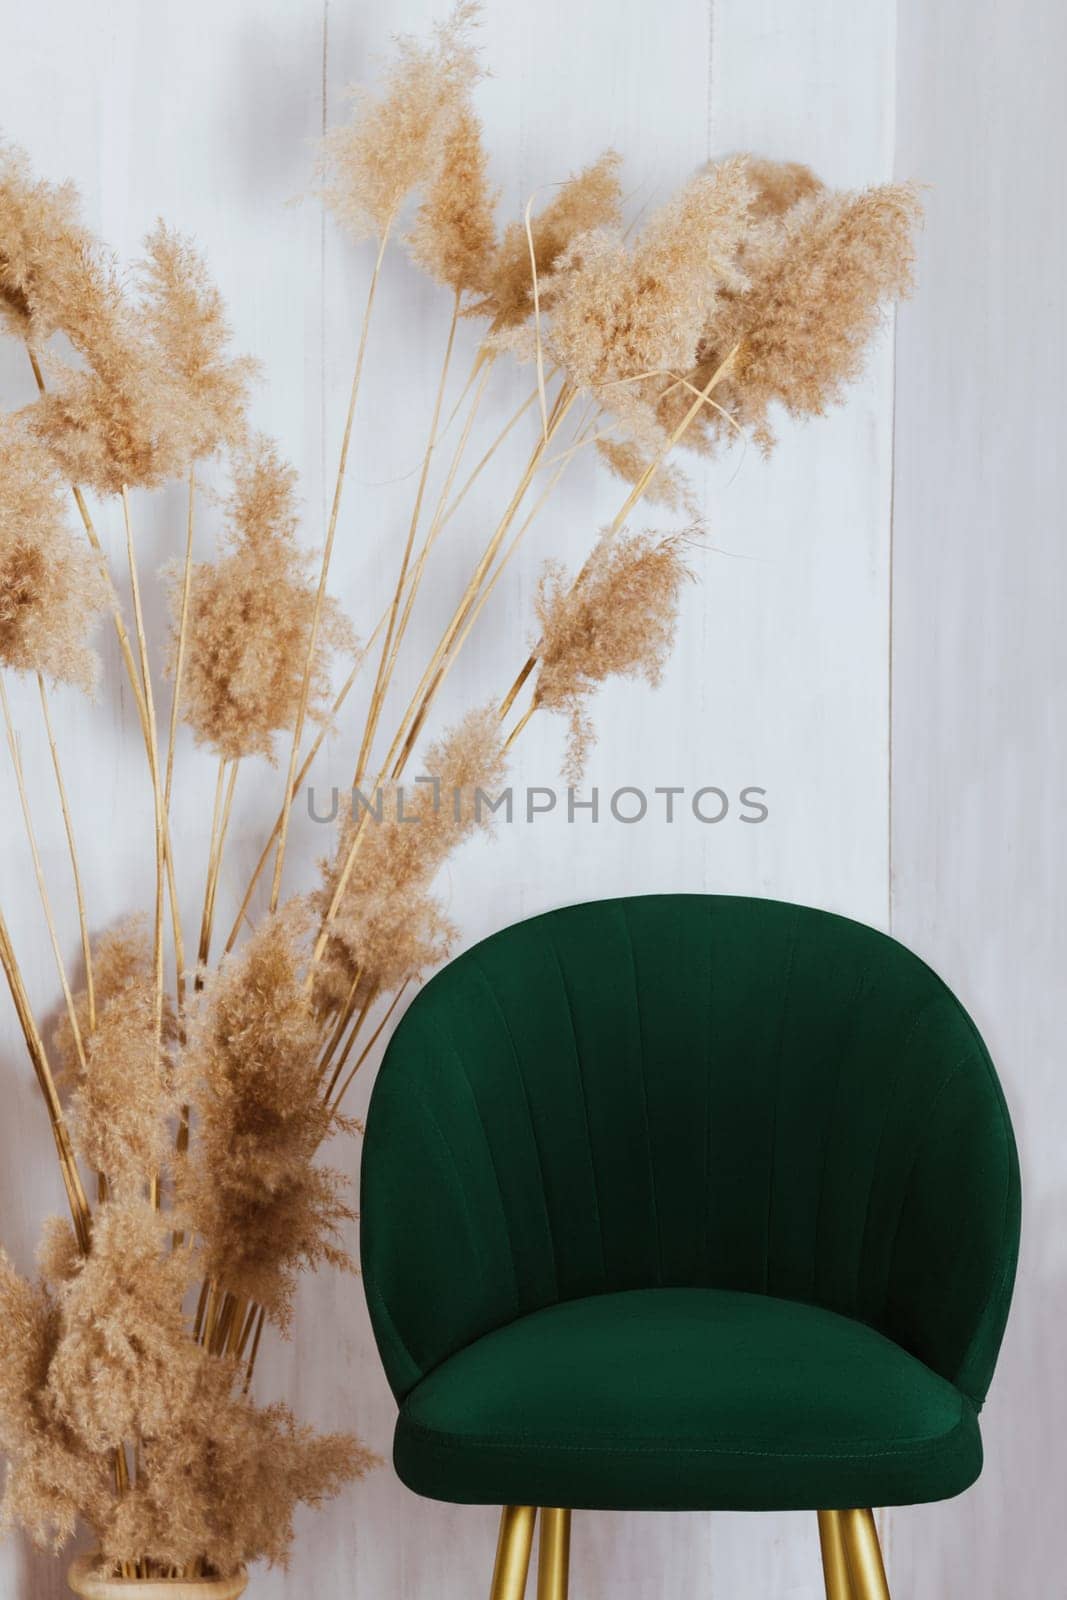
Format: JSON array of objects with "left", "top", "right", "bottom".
[{"left": 361, "top": 895, "right": 1020, "bottom": 1408}]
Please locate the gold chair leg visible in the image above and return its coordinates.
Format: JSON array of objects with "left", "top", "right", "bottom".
[
  {"left": 818, "top": 1510, "right": 853, "bottom": 1599},
  {"left": 536, "top": 1507, "right": 572, "bottom": 1600},
  {"left": 489, "top": 1506, "right": 537, "bottom": 1600},
  {"left": 839, "top": 1508, "right": 891, "bottom": 1600}
]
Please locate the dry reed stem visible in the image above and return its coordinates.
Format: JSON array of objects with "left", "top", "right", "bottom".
[
  {"left": 417, "top": 404, "right": 596, "bottom": 750},
  {"left": 376, "top": 357, "right": 495, "bottom": 695},
  {"left": 498, "top": 347, "right": 738, "bottom": 716},
  {"left": 121, "top": 488, "right": 166, "bottom": 1050},
  {"left": 354, "top": 288, "right": 460, "bottom": 788},
  {"left": 322, "top": 987, "right": 375, "bottom": 1101},
  {"left": 328, "top": 984, "right": 408, "bottom": 1112},
  {"left": 503, "top": 700, "right": 536, "bottom": 751},
  {"left": 36, "top": 672, "right": 95, "bottom": 1031},
  {"left": 162, "top": 465, "right": 196, "bottom": 1006},
  {"left": 25, "top": 347, "right": 151, "bottom": 741},
  {"left": 388, "top": 380, "right": 577, "bottom": 778},
  {"left": 0, "top": 675, "right": 88, "bottom": 1073},
  {"left": 196, "top": 758, "right": 238, "bottom": 970},
  {"left": 241, "top": 1306, "right": 265, "bottom": 1395},
  {"left": 26, "top": 346, "right": 187, "bottom": 1006},
  {"left": 436, "top": 367, "right": 544, "bottom": 528},
  {"left": 270, "top": 231, "right": 389, "bottom": 912},
  {"left": 223, "top": 360, "right": 507, "bottom": 954},
  {"left": 308, "top": 383, "right": 578, "bottom": 975},
  {"left": 524, "top": 191, "right": 550, "bottom": 441},
  {"left": 0, "top": 906, "right": 90, "bottom": 1249},
  {"left": 317, "top": 966, "right": 365, "bottom": 1086}
]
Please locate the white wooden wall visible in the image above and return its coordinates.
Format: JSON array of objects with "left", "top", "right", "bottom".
[
  {"left": 889, "top": 0, "right": 1067, "bottom": 1594},
  {"left": 1, "top": 0, "right": 1054, "bottom": 1595}
]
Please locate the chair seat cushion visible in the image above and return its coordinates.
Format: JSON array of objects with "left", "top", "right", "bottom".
[{"left": 394, "top": 1287, "right": 982, "bottom": 1510}]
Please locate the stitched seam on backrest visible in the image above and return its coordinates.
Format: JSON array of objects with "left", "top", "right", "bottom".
[
  {"left": 471, "top": 957, "right": 561, "bottom": 1302},
  {"left": 812, "top": 951, "right": 880, "bottom": 1305},
  {"left": 702, "top": 901, "right": 716, "bottom": 1279},
  {"left": 424, "top": 1013, "right": 522, "bottom": 1318},
  {"left": 622, "top": 902, "right": 662, "bottom": 1285},
  {"left": 852, "top": 994, "right": 951, "bottom": 1312},
  {"left": 763, "top": 908, "right": 800, "bottom": 1294},
  {"left": 545, "top": 925, "right": 609, "bottom": 1288}
]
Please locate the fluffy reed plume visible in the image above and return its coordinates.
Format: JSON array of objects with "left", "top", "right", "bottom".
[
  {"left": 138, "top": 223, "right": 256, "bottom": 458},
  {"left": 533, "top": 529, "right": 692, "bottom": 780},
  {"left": 470, "top": 150, "right": 622, "bottom": 329},
  {"left": 171, "top": 437, "right": 354, "bottom": 762},
  {"left": 28, "top": 286, "right": 200, "bottom": 496},
  {"left": 104, "top": 1366, "right": 369, "bottom": 1576},
  {"left": 53, "top": 921, "right": 176, "bottom": 1194},
  {"left": 45, "top": 1203, "right": 194, "bottom": 1454},
  {"left": 0, "top": 1204, "right": 365, "bottom": 1575},
  {"left": 596, "top": 437, "right": 693, "bottom": 512},
  {"left": 0, "top": 144, "right": 102, "bottom": 343},
  {"left": 740, "top": 154, "right": 823, "bottom": 222},
  {"left": 407, "top": 102, "right": 498, "bottom": 295},
  {"left": 318, "top": 2, "right": 482, "bottom": 241},
  {"left": 522, "top": 158, "right": 753, "bottom": 451},
  {"left": 0, "top": 418, "right": 106, "bottom": 690},
  {"left": 0, "top": 1250, "right": 110, "bottom": 1552},
  {"left": 177, "top": 908, "right": 354, "bottom": 1329},
  {"left": 316, "top": 705, "right": 508, "bottom": 1008},
  {"left": 667, "top": 180, "right": 922, "bottom": 454}
]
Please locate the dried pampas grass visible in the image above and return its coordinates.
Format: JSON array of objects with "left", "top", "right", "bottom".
[
  {"left": 668, "top": 178, "right": 921, "bottom": 455},
  {"left": 0, "top": 419, "right": 106, "bottom": 691},
  {"left": 533, "top": 529, "right": 692, "bottom": 780},
  {"left": 171, "top": 437, "right": 355, "bottom": 762},
  {"left": 318, "top": 1, "right": 483, "bottom": 242},
  {"left": 0, "top": 144, "right": 103, "bottom": 345},
  {"left": 316, "top": 705, "right": 508, "bottom": 1008},
  {"left": 53, "top": 921, "right": 176, "bottom": 1196},
  {"left": 470, "top": 150, "right": 623, "bottom": 330},
  {"left": 408, "top": 102, "right": 498, "bottom": 296},
  {"left": 138, "top": 223, "right": 256, "bottom": 459},
  {"left": 178, "top": 908, "right": 354, "bottom": 1330}
]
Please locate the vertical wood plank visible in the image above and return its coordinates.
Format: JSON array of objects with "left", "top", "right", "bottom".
[{"left": 891, "top": 0, "right": 1066, "bottom": 1595}]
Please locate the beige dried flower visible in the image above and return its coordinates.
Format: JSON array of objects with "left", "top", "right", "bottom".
[
  {"left": 138, "top": 223, "right": 257, "bottom": 458},
  {"left": 45, "top": 1202, "right": 196, "bottom": 1454},
  {"left": 2, "top": 1201, "right": 366, "bottom": 1575},
  {"left": 53, "top": 920, "right": 176, "bottom": 1194},
  {"left": 0, "top": 1251, "right": 112, "bottom": 1553},
  {"left": 0, "top": 418, "right": 106, "bottom": 690},
  {"left": 407, "top": 102, "right": 498, "bottom": 295},
  {"left": 28, "top": 293, "right": 198, "bottom": 495},
  {"left": 676, "top": 180, "right": 922, "bottom": 454},
  {"left": 0, "top": 144, "right": 103, "bottom": 344},
  {"left": 177, "top": 906, "right": 354, "bottom": 1329},
  {"left": 533, "top": 528, "right": 692, "bottom": 780},
  {"left": 0, "top": 1253, "right": 57, "bottom": 1452},
  {"left": 103, "top": 1360, "right": 371, "bottom": 1576},
  {"left": 533, "top": 158, "right": 753, "bottom": 449},
  {"left": 739, "top": 154, "right": 824, "bottom": 222},
  {"left": 319, "top": 2, "right": 483, "bottom": 241},
  {"left": 469, "top": 150, "right": 622, "bottom": 329},
  {"left": 172, "top": 436, "right": 354, "bottom": 762},
  {"left": 595, "top": 436, "right": 694, "bottom": 513},
  {"left": 316, "top": 704, "right": 508, "bottom": 1008}
]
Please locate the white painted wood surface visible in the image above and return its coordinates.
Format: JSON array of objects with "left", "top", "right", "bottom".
[
  {"left": 1, "top": 1, "right": 913, "bottom": 1596},
  {"left": 889, "top": 0, "right": 1067, "bottom": 1593}
]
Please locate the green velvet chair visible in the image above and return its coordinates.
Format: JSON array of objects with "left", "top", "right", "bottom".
[{"left": 361, "top": 894, "right": 1020, "bottom": 1599}]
